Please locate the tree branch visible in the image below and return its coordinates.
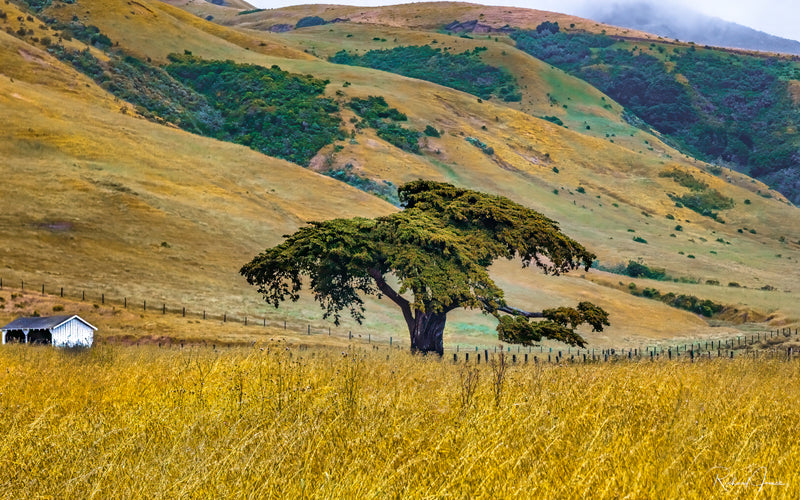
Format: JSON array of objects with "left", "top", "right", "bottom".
[
  {"left": 480, "top": 297, "right": 544, "bottom": 318},
  {"left": 496, "top": 304, "right": 545, "bottom": 318},
  {"left": 368, "top": 268, "right": 414, "bottom": 328}
]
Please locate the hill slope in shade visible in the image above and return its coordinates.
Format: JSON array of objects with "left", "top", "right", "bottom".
[{"left": 1, "top": 0, "right": 799, "bottom": 347}]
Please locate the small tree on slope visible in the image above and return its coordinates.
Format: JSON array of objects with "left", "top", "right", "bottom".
[{"left": 241, "top": 180, "right": 609, "bottom": 355}]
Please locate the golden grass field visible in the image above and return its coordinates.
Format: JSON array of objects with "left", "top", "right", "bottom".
[{"left": 1, "top": 343, "right": 799, "bottom": 498}]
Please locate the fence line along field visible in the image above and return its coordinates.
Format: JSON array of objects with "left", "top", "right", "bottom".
[
  {"left": 0, "top": 343, "right": 798, "bottom": 498},
  {"left": 2, "top": 277, "right": 799, "bottom": 358}
]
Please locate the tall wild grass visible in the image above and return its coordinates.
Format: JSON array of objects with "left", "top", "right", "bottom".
[{"left": 0, "top": 344, "right": 797, "bottom": 498}]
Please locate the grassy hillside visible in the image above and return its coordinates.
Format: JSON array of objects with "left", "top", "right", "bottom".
[
  {"left": 1, "top": 0, "right": 799, "bottom": 348},
  {"left": 0, "top": 19, "right": 395, "bottom": 322}
]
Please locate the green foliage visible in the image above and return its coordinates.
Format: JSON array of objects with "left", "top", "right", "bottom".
[
  {"left": 44, "top": 18, "right": 114, "bottom": 49},
  {"left": 376, "top": 124, "right": 421, "bottom": 154},
  {"left": 659, "top": 168, "right": 733, "bottom": 221},
  {"left": 668, "top": 190, "right": 734, "bottom": 221},
  {"left": 632, "top": 236, "right": 648, "bottom": 244},
  {"left": 349, "top": 96, "right": 407, "bottom": 123},
  {"left": 594, "top": 260, "right": 674, "bottom": 281},
  {"left": 465, "top": 137, "right": 494, "bottom": 155},
  {"left": 540, "top": 115, "right": 564, "bottom": 126},
  {"left": 511, "top": 29, "right": 800, "bottom": 203},
  {"left": 659, "top": 168, "right": 708, "bottom": 191},
  {"left": 348, "top": 96, "right": 420, "bottom": 153},
  {"left": 625, "top": 260, "right": 667, "bottom": 280},
  {"left": 629, "top": 286, "right": 724, "bottom": 317},
  {"left": 242, "top": 181, "right": 605, "bottom": 351},
  {"left": 330, "top": 45, "right": 521, "bottom": 101},
  {"left": 295, "top": 16, "right": 326, "bottom": 29},
  {"left": 423, "top": 125, "right": 441, "bottom": 138},
  {"left": 237, "top": 9, "right": 265, "bottom": 15},
  {"left": 166, "top": 55, "right": 344, "bottom": 165},
  {"left": 18, "top": 0, "right": 52, "bottom": 13},
  {"left": 325, "top": 164, "right": 400, "bottom": 205}
]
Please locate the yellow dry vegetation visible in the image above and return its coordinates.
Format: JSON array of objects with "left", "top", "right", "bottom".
[{"left": 1, "top": 344, "right": 799, "bottom": 498}]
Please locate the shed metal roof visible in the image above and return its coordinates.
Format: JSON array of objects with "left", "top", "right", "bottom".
[{"left": 1, "top": 315, "right": 97, "bottom": 331}]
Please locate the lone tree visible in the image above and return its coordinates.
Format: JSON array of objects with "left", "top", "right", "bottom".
[{"left": 241, "top": 180, "right": 609, "bottom": 354}]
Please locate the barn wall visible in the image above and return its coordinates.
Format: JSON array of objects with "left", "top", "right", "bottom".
[{"left": 51, "top": 319, "right": 94, "bottom": 347}]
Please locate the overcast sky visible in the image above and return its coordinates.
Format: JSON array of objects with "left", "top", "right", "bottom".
[{"left": 255, "top": 0, "right": 800, "bottom": 42}]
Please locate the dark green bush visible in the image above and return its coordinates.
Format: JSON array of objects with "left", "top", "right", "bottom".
[{"left": 295, "top": 16, "right": 326, "bottom": 29}]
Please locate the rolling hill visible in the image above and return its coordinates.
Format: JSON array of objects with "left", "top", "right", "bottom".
[{"left": 1, "top": 0, "right": 799, "bottom": 348}]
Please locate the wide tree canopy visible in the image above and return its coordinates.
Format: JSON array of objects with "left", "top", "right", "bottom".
[{"left": 241, "top": 180, "right": 609, "bottom": 354}]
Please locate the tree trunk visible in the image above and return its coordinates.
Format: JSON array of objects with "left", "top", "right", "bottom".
[{"left": 408, "top": 310, "right": 446, "bottom": 355}]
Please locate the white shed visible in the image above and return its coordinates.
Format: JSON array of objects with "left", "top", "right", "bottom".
[{"left": 1, "top": 315, "right": 96, "bottom": 347}]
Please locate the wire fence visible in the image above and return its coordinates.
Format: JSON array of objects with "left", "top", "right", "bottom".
[{"left": 1, "top": 276, "right": 798, "bottom": 361}]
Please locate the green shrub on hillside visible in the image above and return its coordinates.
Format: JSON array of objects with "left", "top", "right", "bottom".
[
  {"left": 629, "top": 286, "right": 724, "bottom": 317},
  {"left": 466, "top": 137, "right": 494, "bottom": 155},
  {"left": 424, "top": 125, "right": 441, "bottom": 137},
  {"left": 658, "top": 168, "right": 708, "bottom": 191},
  {"left": 295, "top": 16, "right": 326, "bottom": 29},
  {"left": 349, "top": 96, "right": 421, "bottom": 153},
  {"left": 166, "top": 55, "right": 344, "bottom": 165},
  {"left": 659, "top": 168, "right": 734, "bottom": 221},
  {"left": 668, "top": 190, "right": 734, "bottom": 221},
  {"left": 541, "top": 115, "right": 564, "bottom": 126},
  {"left": 325, "top": 164, "right": 399, "bottom": 205},
  {"left": 330, "top": 45, "right": 521, "bottom": 102}
]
